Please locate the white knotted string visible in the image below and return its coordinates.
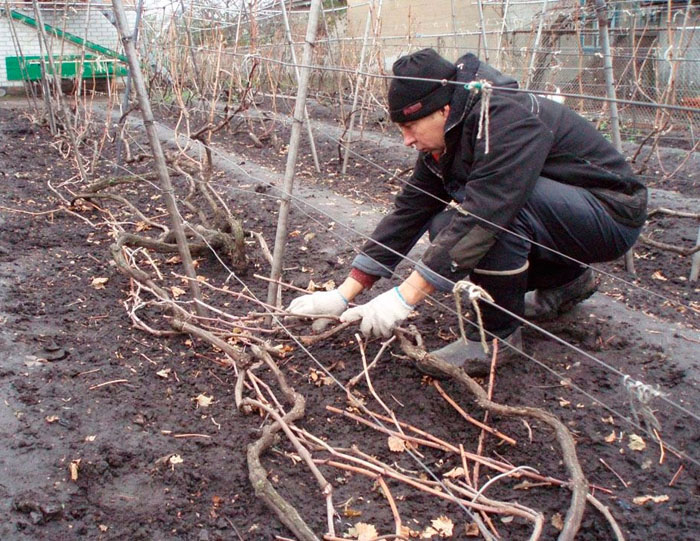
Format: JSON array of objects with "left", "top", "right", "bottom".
[
  {"left": 465, "top": 80, "right": 493, "bottom": 155},
  {"left": 453, "top": 280, "right": 495, "bottom": 354},
  {"left": 622, "top": 375, "right": 665, "bottom": 435}
]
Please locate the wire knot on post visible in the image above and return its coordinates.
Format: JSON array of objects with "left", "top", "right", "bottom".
[
  {"left": 622, "top": 375, "right": 665, "bottom": 434},
  {"left": 465, "top": 80, "right": 493, "bottom": 155},
  {"left": 453, "top": 279, "right": 495, "bottom": 355}
]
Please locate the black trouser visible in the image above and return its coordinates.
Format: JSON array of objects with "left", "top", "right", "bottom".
[{"left": 429, "top": 177, "right": 642, "bottom": 336}]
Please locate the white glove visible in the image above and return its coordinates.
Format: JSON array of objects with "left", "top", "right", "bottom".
[
  {"left": 287, "top": 289, "right": 348, "bottom": 333},
  {"left": 340, "top": 287, "right": 414, "bottom": 338}
]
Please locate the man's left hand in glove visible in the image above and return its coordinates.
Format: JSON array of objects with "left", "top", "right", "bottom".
[
  {"left": 341, "top": 268, "right": 438, "bottom": 338},
  {"left": 340, "top": 287, "right": 415, "bottom": 338}
]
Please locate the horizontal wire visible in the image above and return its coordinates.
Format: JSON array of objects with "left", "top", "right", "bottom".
[
  {"left": 165, "top": 46, "right": 700, "bottom": 115},
  {"left": 137, "top": 113, "right": 699, "bottom": 429},
  {"left": 109, "top": 156, "right": 487, "bottom": 528},
  {"left": 139, "top": 98, "right": 699, "bottom": 322},
  {"left": 106, "top": 127, "right": 700, "bottom": 467},
  {"left": 129, "top": 125, "right": 700, "bottom": 463},
  {"left": 105, "top": 105, "right": 490, "bottom": 530},
  {"left": 284, "top": 200, "right": 700, "bottom": 469},
  {"left": 235, "top": 107, "right": 699, "bottom": 317}
]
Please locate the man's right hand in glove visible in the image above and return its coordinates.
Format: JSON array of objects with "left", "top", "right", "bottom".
[
  {"left": 287, "top": 276, "right": 366, "bottom": 332},
  {"left": 287, "top": 290, "right": 349, "bottom": 333}
]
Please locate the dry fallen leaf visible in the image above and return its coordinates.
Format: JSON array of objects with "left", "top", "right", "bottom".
[
  {"left": 98, "top": 524, "right": 108, "bottom": 532},
  {"left": 45, "top": 415, "right": 59, "bottom": 423},
  {"left": 306, "top": 279, "right": 319, "bottom": 291},
  {"left": 343, "top": 507, "right": 362, "bottom": 518},
  {"left": 558, "top": 397, "right": 571, "bottom": 407},
  {"left": 421, "top": 527, "right": 438, "bottom": 539},
  {"left": 194, "top": 393, "right": 213, "bottom": 408},
  {"left": 431, "top": 515, "right": 454, "bottom": 537},
  {"left": 400, "top": 525, "right": 421, "bottom": 538},
  {"left": 605, "top": 430, "right": 617, "bottom": 443},
  {"left": 169, "top": 454, "right": 183, "bottom": 469},
  {"left": 628, "top": 434, "right": 646, "bottom": 451},
  {"left": 551, "top": 512, "right": 564, "bottom": 531},
  {"left": 465, "top": 522, "right": 480, "bottom": 537},
  {"left": 321, "top": 279, "right": 336, "bottom": 291},
  {"left": 651, "top": 270, "right": 668, "bottom": 281},
  {"left": 513, "top": 480, "right": 537, "bottom": 491},
  {"left": 601, "top": 415, "right": 615, "bottom": 425},
  {"left": 388, "top": 435, "right": 407, "bottom": 452},
  {"left": 347, "top": 522, "right": 378, "bottom": 541},
  {"left": 91, "top": 277, "right": 109, "bottom": 289},
  {"left": 171, "top": 286, "right": 186, "bottom": 298},
  {"left": 156, "top": 368, "right": 171, "bottom": 379},
  {"left": 633, "top": 494, "right": 669, "bottom": 505},
  {"left": 443, "top": 466, "right": 466, "bottom": 479},
  {"left": 85, "top": 435, "right": 96, "bottom": 442}
]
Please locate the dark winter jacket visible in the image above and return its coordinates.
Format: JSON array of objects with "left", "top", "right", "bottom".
[{"left": 352, "top": 53, "right": 647, "bottom": 290}]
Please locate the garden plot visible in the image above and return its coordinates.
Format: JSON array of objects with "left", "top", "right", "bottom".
[{"left": 0, "top": 102, "right": 698, "bottom": 540}]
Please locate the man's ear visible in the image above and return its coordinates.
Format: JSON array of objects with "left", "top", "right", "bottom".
[{"left": 441, "top": 105, "right": 451, "bottom": 118}]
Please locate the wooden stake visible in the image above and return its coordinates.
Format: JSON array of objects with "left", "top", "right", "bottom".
[
  {"left": 266, "top": 0, "right": 325, "bottom": 312},
  {"left": 111, "top": 0, "right": 205, "bottom": 318}
]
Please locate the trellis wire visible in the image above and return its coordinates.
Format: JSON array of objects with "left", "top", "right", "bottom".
[
  {"left": 104, "top": 140, "right": 700, "bottom": 470},
  {"left": 126, "top": 111, "right": 700, "bottom": 437}
]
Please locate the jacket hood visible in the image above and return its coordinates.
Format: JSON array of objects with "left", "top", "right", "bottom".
[{"left": 446, "top": 53, "right": 519, "bottom": 131}]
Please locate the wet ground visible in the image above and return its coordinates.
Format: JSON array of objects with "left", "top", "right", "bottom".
[{"left": 0, "top": 100, "right": 698, "bottom": 540}]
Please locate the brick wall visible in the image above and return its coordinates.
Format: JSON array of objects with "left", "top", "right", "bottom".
[{"left": 1, "top": 8, "right": 132, "bottom": 88}]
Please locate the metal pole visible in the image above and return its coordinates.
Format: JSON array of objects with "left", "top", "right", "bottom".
[
  {"left": 595, "top": 0, "right": 622, "bottom": 150},
  {"left": 495, "top": 0, "right": 510, "bottom": 70},
  {"left": 111, "top": 0, "right": 206, "bottom": 316},
  {"left": 3, "top": 0, "right": 39, "bottom": 108},
  {"left": 115, "top": 0, "right": 144, "bottom": 173},
  {"left": 476, "top": 0, "right": 489, "bottom": 62},
  {"left": 341, "top": 1, "right": 372, "bottom": 175},
  {"left": 449, "top": 0, "right": 458, "bottom": 52},
  {"left": 279, "top": 0, "right": 321, "bottom": 173},
  {"left": 179, "top": 0, "right": 202, "bottom": 94},
  {"left": 266, "top": 0, "right": 324, "bottom": 310},
  {"left": 357, "top": 0, "right": 383, "bottom": 134},
  {"left": 526, "top": 0, "right": 549, "bottom": 89},
  {"left": 595, "top": 0, "right": 635, "bottom": 274}
]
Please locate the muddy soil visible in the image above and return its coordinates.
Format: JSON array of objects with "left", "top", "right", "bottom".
[{"left": 0, "top": 103, "right": 698, "bottom": 541}]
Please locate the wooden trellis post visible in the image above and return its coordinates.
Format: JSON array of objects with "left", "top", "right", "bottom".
[
  {"left": 31, "top": 0, "right": 87, "bottom": 182},
  {"left": 266, "top": 0, "right": 324, "bottom": 310},
  {"left": 341, "top": 0, "right": 373, "bottom": 176},
  {"left": 115, "top": 0, "right": 144, "bottom": 173},
  {"left": 111, "top": 0, "right": 206, "bottom": 317},
  {"left": 279, "top": 0, "right": 321, "bottom": 174}
]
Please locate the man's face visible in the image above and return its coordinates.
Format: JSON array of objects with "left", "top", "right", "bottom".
[{"left": 397, "top": 106, "right": 450, "bottom": 154}]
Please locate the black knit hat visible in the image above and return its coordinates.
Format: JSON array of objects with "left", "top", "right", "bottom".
[{"left": 388, "top": 49, "right": 457, "bottom": 123}]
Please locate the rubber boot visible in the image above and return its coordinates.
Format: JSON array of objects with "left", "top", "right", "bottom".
[
  {"left": 524, "top": 268, "right": 598, "bottom": 321},
  {"left": 426, "top": 327, "right": 523, "bottom": 378},
  {"left": 425, "top": 270, "right": 527, "bottom": 378}
]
